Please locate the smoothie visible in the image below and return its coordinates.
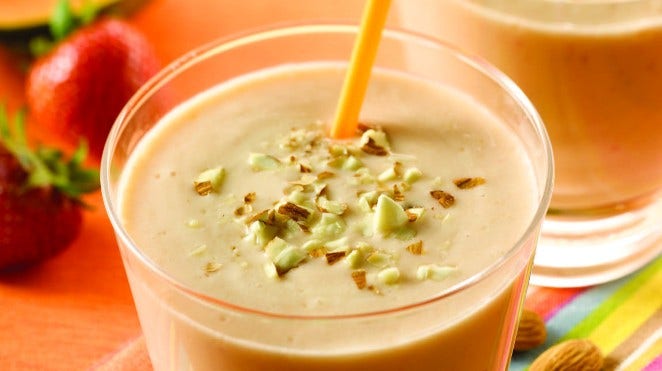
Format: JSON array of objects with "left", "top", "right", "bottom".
[
  {"left": 115, "top": 63, "right": 540, "bottom": 370},
  {"left": 397, "top": 0, "right": 662, "bottom": 213}
]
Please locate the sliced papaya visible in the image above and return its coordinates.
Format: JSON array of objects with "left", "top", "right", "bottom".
[{"left": 0, "top": 0, "right": 127, "bottom": 31}]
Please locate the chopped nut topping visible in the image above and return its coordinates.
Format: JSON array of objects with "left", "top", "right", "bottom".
[
  {"left": 361, "top": 137, "right": 388, "bottom": 156},
  {"left": 244, "top": 192, "right": 256, "bottom": 203},
  {"left": 393, "top": 184, "right": 405, "bottom": 201},
  {"left": 204, "top": 261, "right": 222, "bottom": 275},
  {"left": 234, "top": 206, "right": 247, "bottom": 216},
  {"left": 454, "top": 177, "right": 486, "bottom": 189},
  {"left": 430, "top": 190, "right": 455, "bottom": 208},
  {"left": 406, "top": 210, "right": 418, "bottom": 222},
  {"left": 277, "top": 202, "right": 311, "bottom": 221},
  {"left": 406, "top": 240, "right": 424, "bottom": 255},
  {"left": 351, "top": 270, "right": 367, "bottom": 289},
  {"left": 325, "top": 251, "right": 347, "bottom": 265},
  {"left": 394, "top": 162, "right": 404, "bottom": 177},
  {"left": 299, "top": 164, "right": 312, "bottom": 173},
  {"left": 194, "top": 181, "right": 213, "bottom": 196},
  {"left": 317, "top": 171, "right": 335, "bottom": 180},
  {"left": 193, "top": 167, "right": 225, "bottom": 195},
  {"left": 308, "top": 247, "right": 327, "bottom": 258},
  {"left": 357, "top": 122, "right": 382, "bottom": 134},
  {"left": 377, "top": 267, "right": 400, "bottom": 284}
]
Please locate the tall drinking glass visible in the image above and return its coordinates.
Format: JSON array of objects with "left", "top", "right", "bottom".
[
  {"left": 101, "top": 24, "right": 553, "bottom": 370},
  {"left": 398, "top": 0, "right": 662, "bottom": 286}
]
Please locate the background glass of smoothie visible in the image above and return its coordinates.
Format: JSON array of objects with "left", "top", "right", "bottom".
[
  {"left": 397, "top": 0, "right": 662, "bottom": 286},
  {"left": 101, "top": 24, "right": 553, "bottom": 370}
]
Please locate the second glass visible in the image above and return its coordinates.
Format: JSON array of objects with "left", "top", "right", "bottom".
[{"left": 397, "top": 0, "right": 662, "bottom": 286}]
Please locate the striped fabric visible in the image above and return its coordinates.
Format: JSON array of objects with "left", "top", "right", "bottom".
[{"left": 511, "top": 255, "right": 662, "bottom": 370}]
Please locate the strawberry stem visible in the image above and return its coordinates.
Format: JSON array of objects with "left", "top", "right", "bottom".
[
  {"left": 29, "top": 0, "right": 100, "bottom": 57},
  {"left": 0, "top": 104, "right": 100, "bottom": 200}
]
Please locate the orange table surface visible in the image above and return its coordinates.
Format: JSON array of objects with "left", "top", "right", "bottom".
[{"left": 0, "top": 1, "right": 364, "bottom": 369}]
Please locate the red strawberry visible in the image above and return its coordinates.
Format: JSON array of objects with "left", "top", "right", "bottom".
[
  {"left": 26, "top": 17, "right": 160, "bottom": 160},
  {"left": 0, "top": 106, "right": 99, "bottom": 272}
]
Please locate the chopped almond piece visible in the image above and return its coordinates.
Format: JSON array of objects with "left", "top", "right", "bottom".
[
  {"left": 325, "top": 251, "right": 347, "bottom": 265},
  {"left": 406, "top": 240, "right": 424, "bottom": 255},
  {"left": 361, "top": 137, "right": 388, "bottom": 156},
  {"left": 299, "top": 164, "right": 312, "bottom": 173},
  {"left": 277, "top": 202, "right": 310, "bottom": 221},
  {"left": 317, "top": 171, "right": 335, "bottom": 180},
  {"left": 454, "top": 177, "right": 486, "bottom": 189},
  {"left": 244, "top": 192, "right": 256, "bottom": 203},
  {"left": 430, "top": 190, "right": 455, "bottom": 208},
  {"left": 351, "top": 270, "right": 367, "bottom": 289},
  {"left": 194, "top": 181, "right": 213, "bottom": 196}
]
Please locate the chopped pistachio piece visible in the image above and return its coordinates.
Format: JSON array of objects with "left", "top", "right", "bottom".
[
  {"left": 302, "top": 239, "right": 324, "bottom": 252},
  {"left": 273, "top": 246, "right": 307, "bottom": 275},
  {"left": 373, "top": 194, "right": 409, "bottom": 236},
  {"left": 265, "top": 239, "right": 306, "bottom": 275},
  {"left": 193, "top": 166, "right": 225, "bottom": 195},
  {"left": 316, "top": 195, "right": 348, "bottom": 215},
  {"left": 265, "top": 237, "right": 289, "bottom": 260},
  {"left": 377, "top": 267, "right": 400, "bottom": 285},
  {"left": 392, "top": 226, "right": 417, "bottom": 241},
  {"left": 367, "top": 252, "right": 391, "bottom": 268},
  {"left": 311, "top": 213, "right": 346, "bottom": 240},
  {"left": 249, "top": 153, "right": 282, "bottom": 171},
  {"left": 353, "top": 167, "right": 376, "bottom": 185},
  {"left": 246, "top": 220, "right": 278, "bottom": 246},
  {"left": 416, "top": 264, "right": 456, "bottom": 281},
  {"left": 357, "top": 196, "right": 373, "bottom": 213},
  {"left": 356, "top": 242, "right": 374, "bottom": 255},
  {"left": 263, "top": 261, "right": 279, "bottom": 279},
  {"left": 343, "top": 155, "right": 363, "bottom": 171},
  {"left": 377, "top": 167, "right": 398, "bottom": 182},
  {"left": 345, "top": 250, "right": 363, "bottom": 269},
  {"left": 324, "top": 236, "right": 350, "bottom": 251},
  {"left": 403, "top": 167, "right": 423, "bottom": 184}
]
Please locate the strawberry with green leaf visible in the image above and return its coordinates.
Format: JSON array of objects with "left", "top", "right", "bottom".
[
  {"left": 26, "top": 0, "right": 160, "bottom": 160},
  {"left": 0, "top": 105, "right": 99, "bottom": 272}
]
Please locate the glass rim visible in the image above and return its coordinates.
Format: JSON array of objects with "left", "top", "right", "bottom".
[{"left": 100, "top": 22, "right": 554, "bottom": 321}]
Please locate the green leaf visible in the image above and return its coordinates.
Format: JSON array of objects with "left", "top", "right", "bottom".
[
  {"left": 80, "top": 0, "right": 100, "bottom": 25},
  {"left": 0, "top": 104, "right": 100, "bottom": 200},
  {"left": 50, "top": 0, "right": 78, "bottom": 41},
  {"left": 29, "top": 37, "right": 56, "bottom": 58}
]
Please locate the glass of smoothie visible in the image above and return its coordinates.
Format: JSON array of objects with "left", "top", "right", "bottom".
[
  {"left": 101, "top": 23, "right": 553, "bottom": 371},
  {"left": 397, "top": 0, "right": 662, "bottom": 286}
]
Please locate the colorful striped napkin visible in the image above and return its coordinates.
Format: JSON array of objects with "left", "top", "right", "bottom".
[{"left": 512, "top": 255, "right": 662, "bottom": 370}]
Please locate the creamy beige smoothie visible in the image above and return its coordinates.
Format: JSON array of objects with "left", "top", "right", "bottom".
[
  {"left": 115, "top": 63, "right": 540, "bottom": 370},
  {"left": 397, "top": 0, "right": 662, "bottom": 213}
]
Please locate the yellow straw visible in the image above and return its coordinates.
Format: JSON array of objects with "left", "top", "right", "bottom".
[{"left": 330, "top": 0, "right": 392, "bottom": 139}]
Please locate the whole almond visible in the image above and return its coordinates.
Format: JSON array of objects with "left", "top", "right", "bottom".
[
  {"left": 530, "top": 339, "right": 604, "bottom": 371},
  {"left": 514, "top": 309, "right": 547, "bottom": 351}
]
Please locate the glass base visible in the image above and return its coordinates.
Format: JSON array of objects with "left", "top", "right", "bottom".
[{"left": 531, "top": 196, "right": 662, "bottom": 287}]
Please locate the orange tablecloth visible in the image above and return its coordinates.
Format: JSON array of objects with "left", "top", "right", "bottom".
[{"left": 0, "top": 1, "right": 363, "bottom": 369}]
